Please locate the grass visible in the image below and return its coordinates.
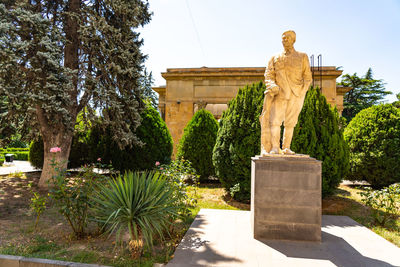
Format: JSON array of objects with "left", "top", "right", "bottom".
[{"left": 323, "top": 185, "right": 400, "bottom": 247}]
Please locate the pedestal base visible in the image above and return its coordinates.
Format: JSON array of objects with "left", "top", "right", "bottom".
[{"left": 251, "top": 155, "right": 322, "bottom": 242}]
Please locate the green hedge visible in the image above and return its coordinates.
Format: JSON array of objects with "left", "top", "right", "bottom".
[
  {"left": 1, "top": 148, "right": 29, "bottom": 152},
  {"left": 0, "top": 148, "right": 29, "bottom": 161},
  {"left": 13, "top": 151, "right": 29, "bottom": 161},
  {"left": 344, "top": 104, "right": 400, "bottom": 188}
]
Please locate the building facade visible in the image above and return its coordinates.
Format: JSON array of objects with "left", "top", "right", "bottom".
[{"left": 153, "top": 66, "right": 350, "bottom": 155}]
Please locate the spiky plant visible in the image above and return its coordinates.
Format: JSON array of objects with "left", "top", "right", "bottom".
[{"left": 92, "top": 171, "right": 179, "bottom": 258}]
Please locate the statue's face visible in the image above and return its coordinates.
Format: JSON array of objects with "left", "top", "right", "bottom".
[{"left": 282, "top": 33, "right": 295, "bottom": 49}]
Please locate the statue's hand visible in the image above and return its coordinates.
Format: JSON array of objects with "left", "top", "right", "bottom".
[{"left": 265, "top": 85, "right": 279, "bottom": 96}]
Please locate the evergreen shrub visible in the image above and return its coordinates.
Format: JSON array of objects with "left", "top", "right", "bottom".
[
  {"left": 13, "top": 151, "right": 29, "bottom": 160},
  {"left": 177, "top": 109, "right": 218, "bottom": 181},
  {"left": 291, "top": 87, "right": 349, "bottom": 197},
  {"left": 344, "top": 104, "right": 400, "bottom": 188},
  {"left": 89, "top": 105, "right": 173, "bottom": 171},
  {"left": 29, "top": 135, "right": 89, "bottom": 169},
  {"left": 29, "top": 137, "right": 44, "bottom": 168},
  {"left": 213, "top": 85, "right": 349, "bottom": 201},
  {"left": 212, "top": 82, "right": 264, "bottom": 201}
]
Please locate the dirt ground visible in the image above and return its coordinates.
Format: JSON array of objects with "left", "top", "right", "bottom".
[{"left": 0, "top": 172, "right": 177, "bottom": 266}]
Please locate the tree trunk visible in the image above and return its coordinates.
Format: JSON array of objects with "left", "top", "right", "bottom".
[
  {"left": 38, "top": 132, "right": 73, "bottom": 188},
  {"left": 38, "top": 0, "right": 80, "bottom": 187}
]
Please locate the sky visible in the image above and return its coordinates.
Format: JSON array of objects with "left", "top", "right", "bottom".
[{"left": 140, "top": 0, "right": 400, "bottom": 102}]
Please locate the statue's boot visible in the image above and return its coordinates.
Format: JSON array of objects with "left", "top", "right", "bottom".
[
  {"left": 269, "top": 125, "right": 281, "bottom": 154},
  {"left": 282, "top": 127, "right": 295, "bottom": 155}
]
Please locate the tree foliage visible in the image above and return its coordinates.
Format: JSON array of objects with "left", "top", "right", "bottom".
[
  {"left": 0, "top": 1, "right": 153, "bottom": 185},
  {"left": 339, "top": 68, "right": 391, "bottom": 122},
  {"left": 344, "top": 104, "right": 400, "bottom": 188},
  {"left": 177, "top": 109, "right": 219, "bottom": 181},
  {"left": 29, "top": 105, "right": 173, "bottom": 171},
  {"left": 212, "top": 82, "right": 264, "bottom": 201},
  {"left": 291, "top": 87, "right": 349, "bottom": 197},
  {"left": 392, "top": 93, "right": 400, "bottom": 108}
]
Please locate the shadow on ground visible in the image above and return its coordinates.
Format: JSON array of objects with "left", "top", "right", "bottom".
[
  {"left": 262, "top": 216, "right": 395, "bottom": 267},
  {"left": 169, "top": 214, "right": 242, "bottom": 266},
  {"left": 0, "top": 172, "right": 42, "bottom": 219}
]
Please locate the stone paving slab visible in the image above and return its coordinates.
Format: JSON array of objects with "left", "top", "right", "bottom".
[
  {"left": 167, "top": 209, "right": 400, "bottom": 267},
  {"left": 0, "top": 161, "right": 39, "bottom": 175}
]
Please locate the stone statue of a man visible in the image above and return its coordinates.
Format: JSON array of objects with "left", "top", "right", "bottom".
[{"left": 260, "top": 30, "right": 312, "bottom": 155}]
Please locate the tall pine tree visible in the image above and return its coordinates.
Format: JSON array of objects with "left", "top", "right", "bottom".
[
  {"left": 339, "top": 68, "right": 391, "bottom": 122},
  {"left": 0, "top": 1, "right": 152, "bottom": 186}
]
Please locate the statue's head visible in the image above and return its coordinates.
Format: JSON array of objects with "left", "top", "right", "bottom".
[{"left": 282, "top": 30, "right": 296, "bottom": 49}]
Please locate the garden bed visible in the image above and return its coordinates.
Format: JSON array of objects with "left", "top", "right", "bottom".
[{"left": 0, "top": 172, "right": 191, "bottom": 267}]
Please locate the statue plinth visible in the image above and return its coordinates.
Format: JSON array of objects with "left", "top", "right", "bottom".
[{"left": 251, "top": 155, "right": 321, "bottom": 242}]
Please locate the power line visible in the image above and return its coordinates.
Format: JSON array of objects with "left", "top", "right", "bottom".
[{"left": 185, "top": 0, "right": 206, "bottom": 61}]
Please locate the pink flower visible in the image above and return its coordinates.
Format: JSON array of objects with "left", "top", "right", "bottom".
[
  {"left": 50, "top": 147, "right": 61, "bottom": 153},
  {"left": 97, "top": 158, "right": 102, "bottom": 162},
  {"left": 155, "top": 161, "right": 160, "bottom": 166},
  {"left": 160, "top": 167, "right": 163, "bottom": 170}
]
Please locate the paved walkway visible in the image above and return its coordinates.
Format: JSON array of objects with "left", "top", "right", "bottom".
[
  {"left": 0, "top": 160, "right": 39, "bottom": 175},
  {"left": 168, "top": 209, "right": 400, "bottom": 267}
]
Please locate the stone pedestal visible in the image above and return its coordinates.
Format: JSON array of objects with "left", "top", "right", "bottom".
[{"left": 251, "top": 155, "right": 321, "bottom": 242}]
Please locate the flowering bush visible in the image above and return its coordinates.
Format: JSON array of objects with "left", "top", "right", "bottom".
[
  {"left": 156, "top": 159, "right": 198, "bottom": 217},
  {"left": 49, "top": 147, "right": 61, "bottom": 153},
  {"left": 359, "top": 183, "right": 400, "bottom": 226},
  {"left": 47, "top": 147, "right": 106, "bottom": 238}
]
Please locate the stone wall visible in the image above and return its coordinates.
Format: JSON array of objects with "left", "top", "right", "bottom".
[{"left": 153, "top": 67, "right": 351, "bottom": 156}]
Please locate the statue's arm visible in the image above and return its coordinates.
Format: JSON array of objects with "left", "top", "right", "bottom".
[
  {"left": 302, "top": 54, "right": 312, "bottom": 92},
  {"left": 264, "top": 57, "right": 279, "bottom": 95}
]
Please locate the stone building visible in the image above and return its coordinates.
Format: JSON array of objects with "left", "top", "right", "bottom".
[{"left": 153, "top": 66, "right": 350, "bottom": 155}]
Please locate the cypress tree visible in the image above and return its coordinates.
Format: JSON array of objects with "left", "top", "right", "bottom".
[
  {"left": 291, "top": 87, "right": 349, "bottom": 197},
  {"left": 213, "top": 84, "right": 349, "bottom": 201},
  {"left": 213, "top": 82, "right": 264, "bottom": 201},
  {"left": 177, "top": 109, "right": 219, "bottom": 182}
]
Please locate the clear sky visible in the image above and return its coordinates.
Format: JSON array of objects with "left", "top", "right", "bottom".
[{"left": 140, "top": 0, "right": 400, "bottom": 102}]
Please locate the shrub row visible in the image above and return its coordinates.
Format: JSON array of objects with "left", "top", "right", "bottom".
[
  {"left": 0, "top": 148, "right": 29, "bottom": 152},
  {"left": 212, "top": 83, "right": 350, "bottom": 201},
  {"left": 0, "top": 149, "right": 29, "bottom": 161},
  {"left": 29, "top": 105, "right": 173, "bottom": 172}
]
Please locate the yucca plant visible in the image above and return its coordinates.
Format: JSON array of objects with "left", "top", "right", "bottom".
[{"left": 92, "top": 171, "right": 179, "bottom": 258}]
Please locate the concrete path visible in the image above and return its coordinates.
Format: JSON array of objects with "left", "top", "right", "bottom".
[
  {"left": 0, "top": 160, "right": 39, "bottom": 175},
  {"left": 168, "top": 209, "right": 400, "bottom": 267}
]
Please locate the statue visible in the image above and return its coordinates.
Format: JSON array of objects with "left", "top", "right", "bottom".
[{"left": 260, "top": 30, "right": 312, "bottom": 155}]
